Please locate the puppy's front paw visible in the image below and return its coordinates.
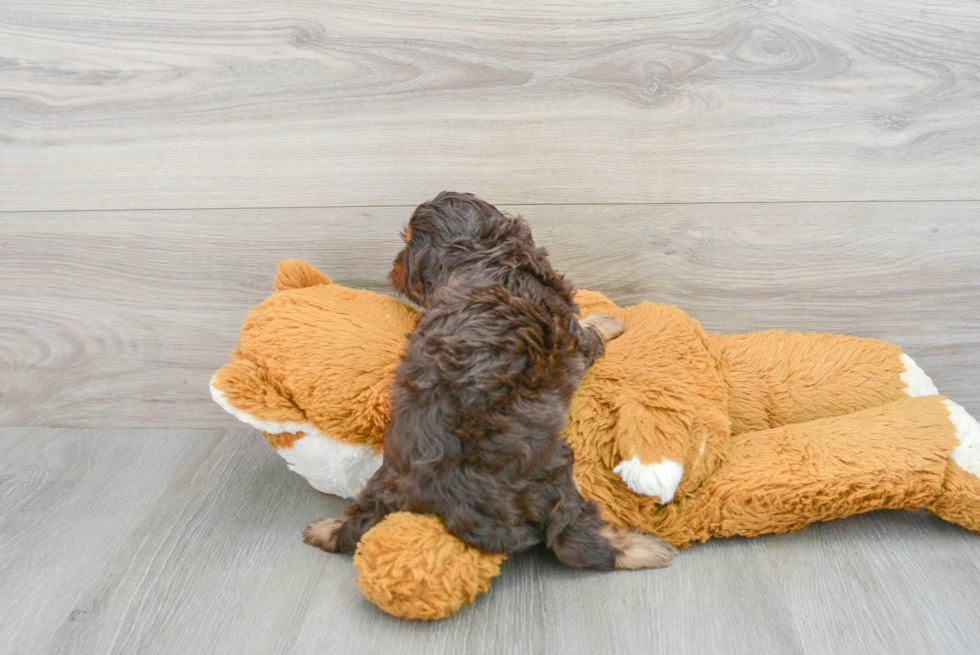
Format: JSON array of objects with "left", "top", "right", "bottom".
[
  {"left": 303, "top": 518, "right": 344, "bottom": 552},
  {"left": 581, "top": 313, "right": 626, "bottom": 343}
]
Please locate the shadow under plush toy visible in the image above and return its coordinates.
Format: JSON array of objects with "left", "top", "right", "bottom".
[{"left": 212, "top": 259, "right": 980, "bottom": 620}]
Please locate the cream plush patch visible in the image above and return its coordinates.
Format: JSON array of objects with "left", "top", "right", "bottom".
[
  {"left": 900, "top": 353, "right": 939, "bottom": 397},
  {"left": 613, "top": 457, "right": 684, "bottom": 504},
  {"left": 277, "top": 433, "right": 382, "bottom": 498},
  {"left": 210, "top": 380, "right": 381, "bottom": 498},
  {"left": 944, "top": 400, "right": 980, "bottom": 479},
  {"left": 898, "top": 358, "right": 980, "bottom": 480}
]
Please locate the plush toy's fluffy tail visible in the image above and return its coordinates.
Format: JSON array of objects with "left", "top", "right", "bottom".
[
  {"left": 354, "top": 513, "right": 506, "bottom": 620},
  {"left": 274, "top": 259, "right": 332, "bottom": 291}
]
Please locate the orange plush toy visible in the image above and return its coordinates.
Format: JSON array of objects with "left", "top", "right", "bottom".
[{"left": 212, "top": 260, "right": 980, "bottom": 620}]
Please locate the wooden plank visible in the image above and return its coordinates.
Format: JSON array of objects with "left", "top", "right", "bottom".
[
  {"left": 0, "top": 428, "right": 221, "bottom": 655},
  {"left": 765, "top": 511, "right": 980, "bottom": 655},
  {"left": 35, "top": 428, "right": 349, "bottom": 655},
  {"left": 1, "top": 0, "right": 979, "bottom": 210},
  {"left": 538, "top": 537, "right": 803, "bottom": 655},
  {"left": 2, "top": 202, "right": 978, "bottom": 428}
]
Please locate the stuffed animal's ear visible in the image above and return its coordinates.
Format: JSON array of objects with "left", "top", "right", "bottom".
[{"left": 274, "top": 259, "right": 332, "bottom": 291}]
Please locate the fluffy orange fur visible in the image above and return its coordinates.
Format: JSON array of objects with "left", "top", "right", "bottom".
[{"left": 353, "top": 513, "right": 506, "bottom": 620}]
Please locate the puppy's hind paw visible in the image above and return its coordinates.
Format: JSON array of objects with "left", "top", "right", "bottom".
[
  {"left": 600, "top": 525, "right": 677, "bottom": 569},
  {"left": 303, "top": 518, "right": 344, "bottom": 552},
  {"left": 581, "top": 313, "right": 626, "bottom": 343}
]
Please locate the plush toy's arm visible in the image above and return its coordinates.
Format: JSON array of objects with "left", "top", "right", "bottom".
[
  {"left": 610, "top": 400, "right": 690, "bottom": 504},
  {"left": 573, "top": 291, "right": 704, "bottom": 505}
]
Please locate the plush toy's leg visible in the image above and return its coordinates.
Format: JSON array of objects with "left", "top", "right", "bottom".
[
  {"left": 712, "top": 328, "right": 980, "bottom": 533},
  {"left": 710, "top": 331, "right": 938, "bottom": 435},
  {"left": 930, "top": 460, "right": 980, "bottom": 532},
  {"left": 928, "top": 400, "right": 980, "bottom": 531},
  {"left": 640, "top": 396, "right": 979, "bottom": 546}
]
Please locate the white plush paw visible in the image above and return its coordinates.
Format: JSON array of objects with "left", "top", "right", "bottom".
[
  {"left": 945, "top": 400, "right": 980, "bottom": 478},
  {"left": 613, "top": 457, "right": 684, "bottom": 504},
  {"left": 900, "top": 353, "right": 939, "bottom": 397}
]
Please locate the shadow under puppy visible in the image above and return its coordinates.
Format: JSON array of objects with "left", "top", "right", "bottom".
[{"left": 305, "top": 192, "right": 675, "bottom": 570}]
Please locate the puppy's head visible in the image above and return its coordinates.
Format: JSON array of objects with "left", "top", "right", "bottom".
[{"left": 390, "top": 191, "right": 532, "bottom": 305}]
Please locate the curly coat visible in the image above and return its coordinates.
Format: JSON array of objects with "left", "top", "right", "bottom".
[{"left": 305, "top": 192, "right": 674, "bottom": 570}]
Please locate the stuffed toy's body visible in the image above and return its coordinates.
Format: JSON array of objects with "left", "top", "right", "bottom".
[{"left": 212, "top": 260, "right": 980, "bottom": 619}]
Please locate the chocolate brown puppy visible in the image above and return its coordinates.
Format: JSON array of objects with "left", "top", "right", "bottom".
[{"left": 305, "top": 192, "right": 674, "bottom": 570}]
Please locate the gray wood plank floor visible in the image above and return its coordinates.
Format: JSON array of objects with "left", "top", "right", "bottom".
[
  {"left": 3, "top": 427, "right": 980, "bottom": 655},
  {"left": 2, "top": 0, "right": 979, "bottom": 210}
]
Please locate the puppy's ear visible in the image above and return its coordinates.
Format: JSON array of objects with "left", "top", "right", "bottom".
[
  {"left": 472, "top": 211, "right": 533, "bottom": 247},
  {"left": 274, "top": 260, "right": 332, "bottom": 291},
  {"left": 505, "top": 216, "right": 534, "bottom": 245},
  {"left": 398, "top": 245, "right": 435, "bottom": 305}
]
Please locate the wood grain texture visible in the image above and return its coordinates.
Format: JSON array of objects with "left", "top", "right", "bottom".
[
  {"left": 34, "top": 429, "right": 350, "bottom": 655},
  {"left": 766, "top": 511, "right": 980, "bottom": 655},
  {"left": 4, "top": 427, "right": 980, "bottom": 655},
  {"left": 537, "top": 536, "right": 803, "bottom": 655},
  {"left": 0, "top": 428, "right": 219, "bottom": 655},
  {"left": 2, "top": 202, "right": 978, "bottom": 428},
  {"left": 1, "top": 0, "right": 979, "bottom": 210}
]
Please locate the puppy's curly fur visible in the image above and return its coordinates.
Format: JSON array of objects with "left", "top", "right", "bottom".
[{"left": 305, "top": 192, "right": 674, "bottom": 570}]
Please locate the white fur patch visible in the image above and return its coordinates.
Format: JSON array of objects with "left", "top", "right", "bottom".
[
  {"left": 944, "top": 400, "right": 980, "bottom": 479},
  {"left": 613, "top": 457, "right": 684, "bottom": 504},
  {"left": 275, "top": 432, "right": 383, "bottom": 498},
  {"left": 900, "top": 353, "right": 939, "bottom": 397},
  {"left": 209, "top": 379, "right": 382, "bottom": 498}
]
